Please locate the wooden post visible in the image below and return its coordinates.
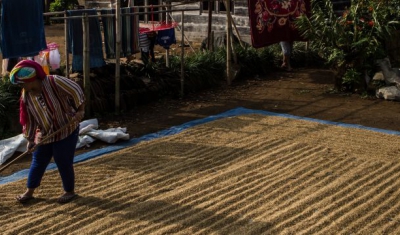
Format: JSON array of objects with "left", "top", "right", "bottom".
[
  {"left": 115, "top": 0, "right": 122, "bottom": 113},
  {"left": 211, "top": 31, "right": 214, "bottom": 52},
  {"left": 207, "top": 0, "right": 212, "bottom": 50},
  {"left": 166, "top": 2, "right": 172, "bottom": 67},
  {"left": 180, "top": 10, "right": 185, "bottom": 98},
  {"left": 225, "top": 0, "right": 232, "bottom": 85},
  {"left": 64, "top": 10, "right": 70, "bottom": 78},
  {"left": 222, "top": 0, "right": 244, "bottom": 49},
  {"left": 44, "top": 0, "right": 50, "bottom": 25},
  {"left": 82, "top": 13, "right": 91, "bottom": 116},
  {"left": 144, "top": 0, "right": 149, "bottom": 23},
  {"left": 159, "top": 0, "right": 163, "bottom": 22}
]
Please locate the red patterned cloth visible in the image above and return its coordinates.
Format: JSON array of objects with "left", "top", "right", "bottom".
[{"left": 248, "top": 0, "right": 311, "bottom": 48}]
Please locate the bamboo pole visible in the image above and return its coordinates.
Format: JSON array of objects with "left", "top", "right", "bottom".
[
  {"left": 211, "top": 30, "right": 214, "bottom": 52},
  {"left": 49, "top": 6, "right": 200, "bottom": 111},
  {"left": 0, "top": 120, "right": 78, "bottom": 174},
  {"left": 168, "top": 12, "right": 195, "bottom": 53},
  {"left": 207, "top": 0, "right": 212, "bottom": 50},
  {"left": 115, "top": 0, "right": 122, "bottom": 114},
  {"left": 166, "top": 2, "right": 172, "bottom": 67},
  {"left": 83, "top": 13, "right": 91, "bottom": 116},
  {"left": 180, "top": 10, "right": 185, "bottom": 98},
  {"left": 144, "top": 0, "right": 149, "bottom": 22},
  {"left": 222, "top": 0, "right": 243, "bottom": 48},
  {"left": 64, "top": 10, "right": 70, "bottom": 78},
  {"left": 225, "top": 0, "right": 232, "bottom": 85}
]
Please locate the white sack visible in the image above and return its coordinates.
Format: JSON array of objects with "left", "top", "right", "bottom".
[
  {"left": 76, "top": 135, "right": 96, "bottom": 149},
  {"left": 0, "top": 134, "right": 28, "bottom": 165},
  {"left": 86, "top": 127, "right": 129, "bottom": 144},
  {"left": 1, "top": 119, "right": 129, "bottom": 163}
]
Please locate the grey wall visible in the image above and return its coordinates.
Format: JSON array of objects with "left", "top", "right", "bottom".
[{"left": 170, "top": 0, "right": 251, "bottom": 44}]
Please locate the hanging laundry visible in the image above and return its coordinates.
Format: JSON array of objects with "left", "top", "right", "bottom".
[
  {"left": 156, "top": 28, "right": 177, "bottom": 50},
  {"left": 101, "top": 9, "right": 116, "bottom": 59},
  {"left": 67, "top": 9, "right": 105, "bottom": 72},
  {"left": 0, "top": 0, "right": 47, "bottom": 58},
  {"left": 121, "top": 7, "right": 139, "bottom": 56},
  {"left": 138, "top": 4, "right": 178, "bottom": 33},
  {"left": 247, "top": 0, "right": 311, "bottom": 48},
  {"left": 101, "top": 7, "right": 139, "bottom": 59},
  {"left": 138, "top": 31, "right": 151, "bottom": 64},
  {"left": 139, "top": 21, "right": 179, "bottom": 33}
]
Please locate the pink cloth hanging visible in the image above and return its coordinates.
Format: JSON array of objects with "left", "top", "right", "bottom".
[
  {"left": 248, "top": 0, "right": 311, "bottom": 48},
  {"left": 139, "top": 5, "right": 178, "bottom": 33}
]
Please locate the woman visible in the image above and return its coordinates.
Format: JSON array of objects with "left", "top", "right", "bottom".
[{"left": 10, "top": 60, "right": 85, "bottom": 204}]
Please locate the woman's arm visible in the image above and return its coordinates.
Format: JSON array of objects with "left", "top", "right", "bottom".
[{"left": 74, "top": 102, "right": 85, "bottom": 122}]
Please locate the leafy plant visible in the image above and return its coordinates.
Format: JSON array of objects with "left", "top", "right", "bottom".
[
  {"left": 0, "top": 77, "right": 20, "bottom": 139},
  {"left": 342, "top": 68, "right": 361, "bottom": 91},
  {"left": 169, "top": 49, "right": 226, "bottom": 94},
  {"left": 296, "top": 0, "right": 399, "bottom": 92},
  {"left": 50, "top": 0, "right": 79, "bottom": 12},
  {"left": 235, "top": 45, "right": 278, "bottom": 78}
]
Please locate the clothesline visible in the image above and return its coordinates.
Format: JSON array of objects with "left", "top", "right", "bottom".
[
  {"left": 50, "top": 8, "right": 199, "bottom": 20},
  {"left": 48, "top": 7, "right": 199, "bottom": 114}
]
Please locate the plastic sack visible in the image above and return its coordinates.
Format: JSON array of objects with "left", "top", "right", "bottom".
[
  {"left": 79, "top": 119, "right": 99, "bottom": 134},
  {"left": 76, "top": 135, "right": 96, "bottom": 149},
  {"left": 0, "top": 134, "right": 27, "bottom": 165},
  {"left": 34, "top": 52, "right": 50, "bottom": 75},
  {"left": 86, "top": 127, "right": 130, "bottom": 144},
  {"left": 49, "top": 48, "right": 61, "bottom": 70}
]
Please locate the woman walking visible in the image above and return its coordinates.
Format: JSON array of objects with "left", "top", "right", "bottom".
[{"left": 10, "top": 60, "right": 85, "bottom": 204}]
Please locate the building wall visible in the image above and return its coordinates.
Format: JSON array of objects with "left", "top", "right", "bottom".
[
  {"left": 170, "top": 0, "right": 352, "bottom": 44},
  {"left": 171, "top": 0, "right": 251, "bottom": 44},
  {"left": 80, "top": 0, "right": 351, "bottom": 44}
]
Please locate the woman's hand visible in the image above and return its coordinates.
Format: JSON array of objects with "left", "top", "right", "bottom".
[
  {"left": 27, "top": 140, "right": 35, "bottom": 152},
  {"left": 74, "top": 111, "right": 85, "bottom": 122},
  {"left": 74, "top": 103, "right": 85, "bottom": 122}
]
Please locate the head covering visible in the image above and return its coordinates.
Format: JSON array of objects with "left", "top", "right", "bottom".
[
  {"left": 9, "top": 60, "right": 47, "bottom": 129},
  {"left": 10, "top": 60, "right": 46, "bottom": 84}
]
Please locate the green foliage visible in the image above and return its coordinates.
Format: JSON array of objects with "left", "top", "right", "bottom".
[
  {"left": 291, "top": 42, "right": 328, "bottom": 68},
  {"left": 295, "top": 0, "right": 399, "bottom": 91},
  {"left": 0, "top": 77, "right": 20, "bottom": 139},
  {"left": 169, "top": 45, "right": 279, "bottom": 88},
  {"left": 50, "top": 0, "right": 79, "bottom": 12},
  {"left": 342, "top": 68, "right": 361, "bottom": 90},
  {"left": 235, "top": 45, "right": 277, "bottom": 78},
  {"left": 169, "top": 49, "right": 226, "bottom": 93}
]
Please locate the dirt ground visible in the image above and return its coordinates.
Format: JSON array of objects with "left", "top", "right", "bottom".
[{"left": 2, "top": 24, "right": 400, "bottom": 175}]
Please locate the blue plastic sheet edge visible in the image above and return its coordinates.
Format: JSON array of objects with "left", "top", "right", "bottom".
[{"left": 2, "top": 107, "right": 400, "bottom": 185}]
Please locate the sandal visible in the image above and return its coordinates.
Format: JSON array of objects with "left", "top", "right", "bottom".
[
  {"left": 57, "top": 193, "right": 77, "bottom": 204},
  {"left": 16, "top": 195, "right": 35, "bottom": 203}
]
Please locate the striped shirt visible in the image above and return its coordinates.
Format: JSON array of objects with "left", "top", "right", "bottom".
[
  {"left": 22, "top": 75, "right": 85, "bottom": 144},
  {"left": 138, "top": 33, "right": 150, "bottom": 52}
]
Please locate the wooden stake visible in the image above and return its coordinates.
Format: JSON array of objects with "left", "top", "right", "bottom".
[{"left": 82, "top": 13, "right": 91, "bottom": 116}]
